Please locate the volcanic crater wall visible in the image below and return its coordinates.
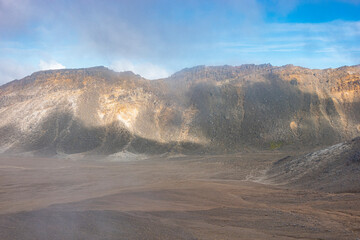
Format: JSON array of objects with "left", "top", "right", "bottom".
[{"left": 0, "top": 64, "right": 359, "bottom": 155}]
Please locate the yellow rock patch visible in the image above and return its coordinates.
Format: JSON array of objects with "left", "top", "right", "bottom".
[
  {"left": 117, "top": 107, "right": 139, "bottom": 129},
  {"left": 290, "top": 121, "right": 298, "bottom": 131}
]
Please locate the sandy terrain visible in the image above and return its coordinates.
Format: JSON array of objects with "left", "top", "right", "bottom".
[{"left": 0, "top": 152, "right": 359, "bottom": 239}]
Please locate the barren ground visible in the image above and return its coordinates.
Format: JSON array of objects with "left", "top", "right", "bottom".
[{"left": 0, "top": 152, "right": 359, "bottom": 239}]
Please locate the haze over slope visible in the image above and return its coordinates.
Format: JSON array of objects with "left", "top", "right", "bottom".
[{"left": 0, "top": 64, "right": 359, "bottom": 155}]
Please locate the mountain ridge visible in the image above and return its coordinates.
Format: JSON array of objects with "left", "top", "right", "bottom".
[
  {"left": 0, "top": 63, "right": 359, "bottom": 156},
  {"left": 3, "top": 63, "right": 360, "bottom": 88}
]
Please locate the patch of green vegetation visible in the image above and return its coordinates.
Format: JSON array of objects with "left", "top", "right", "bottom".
[{"left": 270, "top": 141, "right": 283, "bottom": 150}]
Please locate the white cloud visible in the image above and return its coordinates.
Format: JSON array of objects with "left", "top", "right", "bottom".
[
  {"left": 0, "top": 59, "right": 36, "bottom": 85},
  {"left": 39, "top": 59, "right": 65, "bottom": 70},
  {"left": 110, "top": 60, "right": 169, "bottom": 79}
]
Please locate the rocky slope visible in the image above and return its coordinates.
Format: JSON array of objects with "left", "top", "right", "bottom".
[
  {"left": 265, "top": 137, "right": 360, "bottom": 193},
  {"left": 0, "top": 64, "right": 359, "bottom": 156}
]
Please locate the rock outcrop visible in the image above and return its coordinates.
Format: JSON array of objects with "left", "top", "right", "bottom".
[{"left": 266, "top": 137, "right": 360, "bottom": 193}]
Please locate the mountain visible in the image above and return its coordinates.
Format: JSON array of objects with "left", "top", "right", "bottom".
[
  {"left": 0, "top": 64, "right": 359, "bottom": 156},
  {"left": 266, "top": 137, "right": 360, "bottom": 193}
]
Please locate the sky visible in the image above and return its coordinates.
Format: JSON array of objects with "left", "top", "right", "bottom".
[{"left": 0, "top": 0, "right": 359, "bottom": 84}]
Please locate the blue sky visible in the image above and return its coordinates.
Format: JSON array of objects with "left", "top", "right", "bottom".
[{"left": 0, "top": 0, "right": 359, "bottom": 84}]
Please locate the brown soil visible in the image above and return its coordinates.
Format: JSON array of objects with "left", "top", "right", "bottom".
[{"left": 0, "top": 152, "right": 359, "bottom": 239}]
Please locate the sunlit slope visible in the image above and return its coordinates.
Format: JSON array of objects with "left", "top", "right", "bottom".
[{"left": 0, "top": 64, "right": 359, "bottom": 155}]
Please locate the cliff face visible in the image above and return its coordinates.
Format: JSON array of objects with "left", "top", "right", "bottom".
[{"left": 0, "top": 64, "right": 359, "bottom": 155}]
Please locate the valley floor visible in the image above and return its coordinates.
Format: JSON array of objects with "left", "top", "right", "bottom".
[{"left": 0, "top": 152, "right": 359, "bottom": 239}]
